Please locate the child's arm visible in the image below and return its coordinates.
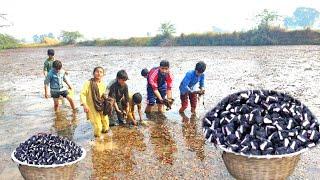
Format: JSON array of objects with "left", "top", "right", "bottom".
[
  {"left": 63, "top": 73, "right": 73, "bottom": 90},
  {"left": 43, "top": 61, "right": 48, "bottom": 77},
  {"left": 44, "top": 85, "right": 49, "bottom": 98},
  {"left": 180, "top": 72, "right": 192, "bottom": 93},
  {"left": 126, "top": 102, "right": 130, "bottom": 114},
  {"left": 114, "top": 102, "right": 122, "bottom": 113},
  {"left": 153, "top": 90, "right": 164, "bottom": 102},
  {"left": 80, "top": 81, "right": 89, "bottom": 113},
  {"left": 137, "top": 104, "right": 143, "bottom": 121},
  {"left": 124, "top": 86, "right": 130, "bottom": 113},
  {"left": 199, "top": 74, "right": 205, "bottom": 93},
  {"left": 166, "top": 71, "right": 174, "bottom": 99},
  {"left": 108, "top": 86, "right": 122, "bottom": 113},
  {"left": 148, "top": 71, "right": 164, "bottom": 101},
  {"left": 131, "top": 106, "right": 136, "bottom": 121}
]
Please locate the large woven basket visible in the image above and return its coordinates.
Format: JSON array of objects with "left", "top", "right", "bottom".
[
  {"left": 11, "top": 148, "right": 86, "bottom": 180},
  {"left": 221, "top": 147, "right": 303, "bottom": 180}
]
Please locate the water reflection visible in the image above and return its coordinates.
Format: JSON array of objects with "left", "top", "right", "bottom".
[
  {"left": 148, "top": 113, "right": 177, "bottom": 165},
  {"left": 180, "top": 113, "right": 205, "bottom": 161},
  {"left": 90, "top": 127, "right": 146, "bottom": 179},
  {"left": 53, "top": 111, "right": 78, "bottom": 140}
]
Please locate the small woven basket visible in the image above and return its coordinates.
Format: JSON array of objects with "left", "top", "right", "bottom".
[
  {"left": 11, "top": 148, "right": 86, "bottom": 180},
  {"left": 221, "top": 148, "right": 302, "bottom": 180}
]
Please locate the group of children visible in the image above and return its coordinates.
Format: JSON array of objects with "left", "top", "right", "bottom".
[{"left": 43, "top": 49, "right": 207, "bottom": 138}]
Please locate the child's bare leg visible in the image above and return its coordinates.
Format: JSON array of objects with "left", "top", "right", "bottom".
[
  {"left": 145, "top": 105, "right": 152, "bottom": 113},
  {"left": 132, "top": 118, "right": 137, "bottom": 126},
  {"left": 158, "top": 104, "right": 164, "bottom": 113},
  {"left": 66, "top": 96, "right": 76, "bottom": 110},
  {"left": 191, "top": 107, "right": 196, "bottom": 114},
  {"left": 179, "top": 107, "right": 187, "bottom": 113},
  {"left": 53, "top": 98, "right": 59, "bottom": 111},
  {"left": 127, "top": 113, "right": 136, "bottom": 125}
]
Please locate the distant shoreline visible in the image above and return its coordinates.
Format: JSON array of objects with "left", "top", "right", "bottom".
[{"left": 1, "top": 28, "right": 320, "bottom": 50}]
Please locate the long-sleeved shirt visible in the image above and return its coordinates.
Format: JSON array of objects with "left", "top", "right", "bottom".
[
  {"left": 148, "top": 67, "right": 173, "bottom": 91},
  {"left": 179, "top": 70, "right": 205, "bottom": 95},
  {"left": 44, "top": 69, "right": 70, "bottom": 92}
]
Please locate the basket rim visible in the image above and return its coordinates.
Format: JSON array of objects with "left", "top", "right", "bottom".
[
  {"left": 11, "top": 147, "right": 86, "bottom": 168},
  {"left": 218, "top": 145, "right": 307, "bottom": 159}
]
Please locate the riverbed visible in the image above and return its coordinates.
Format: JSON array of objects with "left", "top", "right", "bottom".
[{"left": 0, "top": 46, "right": 320, "bottom": 179}]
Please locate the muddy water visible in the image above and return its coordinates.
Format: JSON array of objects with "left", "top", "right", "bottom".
[{"left": 0, "top": 46, "right": 320, "bottom": 179}]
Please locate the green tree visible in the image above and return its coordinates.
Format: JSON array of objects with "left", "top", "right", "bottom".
[
  {"left": 60, "top": 31, "right": 83, "bottom": 44},
  {"left": 256, "top": 9, "right": 280, "bottom": 29},
  {"left": 158, "top": 22, "right": 176, "bottom": 37},
  {"left": 0, "top": 34, "right": 19, "bottom": 49}
]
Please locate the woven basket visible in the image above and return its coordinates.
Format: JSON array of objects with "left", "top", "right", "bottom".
[
  {"left": 222, "top": 150, "right": 301, "bottom": 180},
  {"left": 11, "top": 148, "right": 86, "bottom": 180}
]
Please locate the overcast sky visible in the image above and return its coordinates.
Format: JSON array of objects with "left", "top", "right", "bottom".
[{"left": 0, "top": 0, "right": 319, "bottom": 41}]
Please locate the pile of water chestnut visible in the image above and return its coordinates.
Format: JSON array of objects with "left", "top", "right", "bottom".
[
  {"left": 14, "top": 133, "right": 83, "bottom": 165},
  {"left": 203, "top": 90, "right": 320, "bottom": 156}
]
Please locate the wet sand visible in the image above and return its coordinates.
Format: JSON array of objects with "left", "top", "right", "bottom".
[{"left": 0, "top": 46, "right": 320, "bottom": 179}]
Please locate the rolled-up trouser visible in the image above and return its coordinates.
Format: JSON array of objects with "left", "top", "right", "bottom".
[{"left": 180, "top": 92, "right": 198, "bottom": 109}]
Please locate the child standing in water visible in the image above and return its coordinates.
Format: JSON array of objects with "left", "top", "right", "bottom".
[
  {"left": 145, "top": 60, "right": 174, "bottom": 113},
  {"left": 43, "top": 49, "right": 71, "bottom": 104},
  {"left": 43, "top": 49, "right": 55, "bottom": 77},
  {"left": 80, "top": 67, "right": 110, "bottom": 137},
  {"left": 179, "top": 61, "right": 206, "bottom": 114},
  {"left": 44, "top": 60, "right": 76, "bottom": 111}
]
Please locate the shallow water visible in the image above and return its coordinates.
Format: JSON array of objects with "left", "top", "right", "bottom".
[{"left": 0, "top": 46, "right": 320, "bottom": 179}]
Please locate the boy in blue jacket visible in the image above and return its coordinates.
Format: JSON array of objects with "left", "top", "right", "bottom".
[{"left": 179, "top": 61, "right": 206, "bottom": 114}]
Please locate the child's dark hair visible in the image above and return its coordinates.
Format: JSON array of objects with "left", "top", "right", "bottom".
[
  {"left": 93, "top": 66, "right": 104, "bottom": 74},
  {"left": 116, "top": 70, "right": 128, "bottom": 80},
  {"left": 52, "top": 60, "right": 62, "bottom": 70},
  {"left": 133, "top": 93, "right": 142, "bottom": 104},
  {"left": 160, "top": 60, "right": 170, "bottom": 68},
  {"left": 47, "top": 49, "right": 55, "bottom": 56},
  {"left": 141, "top": 68, "right": 149, "bottom": 77},
  {"left": 195, "top": 61, "right": 206, "bottom": 73}
]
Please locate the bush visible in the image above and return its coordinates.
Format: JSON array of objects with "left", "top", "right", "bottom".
[
  {"left": 77, "top": 28, "right": 320, "bottom": 47},
  {"left": 0, "top": 34, "right": 19, "bottom": 49}
]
